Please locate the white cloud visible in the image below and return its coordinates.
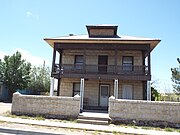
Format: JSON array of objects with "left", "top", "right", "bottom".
[
  {"left": 26, "top": 11, "right": 39, "bottom": 20},
  {"left": 0, "top": 48, "right": 50, "bottom": 66}
]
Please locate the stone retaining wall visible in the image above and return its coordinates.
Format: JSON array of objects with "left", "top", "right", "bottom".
[
  {"left": 12, "top": 92, "right": 80, "bottom": 119},
  {"left": 109, "top": 96, "right": 180, "bottom": 128}
]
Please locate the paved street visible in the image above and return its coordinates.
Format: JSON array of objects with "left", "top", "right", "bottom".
[{"left": 0, "top": 103, "right": 11, "bottom": 115}]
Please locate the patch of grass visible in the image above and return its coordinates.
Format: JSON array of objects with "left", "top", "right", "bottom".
[
  {"left": 4, "top": 112, "right": 45, "bottom": 121},
  {"left": 132, "top": 126, "right": 139, "bottom": 129},
  {"left": 93, "top": 130, "right": 99, "bottom": 135},
  {"left": 33, "top": 115, "right": 45, "bottom": 121},
  {"left": 3, "top": 110, "right": 11, "bottom": 116},
  {"left": 111, "top": 123, "right": 180, "bottom": 133},
  {"left": 141, "top": 126, "right": 152, "bottom": 130},
  {"left": 4, "top": 112, "right": 79, "bottom": 124},
  {"left": 0, "top": 120, "right": 6, "bottom": 123},
  {"left": 112, "top": 130, "right": 118, "bottom": 134},
  {"left": 51, "top": 118, "right": 77, "bottom": 123},
  {"left": 67, "top": 118, "right": 77, "bottom": 123},
  {"left": 164, "top": 128, "right": 174, "bottom": 132}
]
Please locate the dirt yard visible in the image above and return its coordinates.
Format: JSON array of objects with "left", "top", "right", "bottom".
[{"left": 0, "top": 102, "right": 11, "bottom": 114}]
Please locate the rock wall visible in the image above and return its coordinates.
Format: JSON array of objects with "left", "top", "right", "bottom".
[
  {"left": 109, "top": 96, "right": 180, "bottom": 128},
  {"left": 12, "top": 92, "right": 80, "bottom": 119}
]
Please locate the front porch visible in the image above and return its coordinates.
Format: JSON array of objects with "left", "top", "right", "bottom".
[{"left": 50, "top": 78, "right": 151, "bottom": 111}]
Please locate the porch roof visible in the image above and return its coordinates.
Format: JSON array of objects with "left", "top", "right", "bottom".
[{"left": 44, "top": 34, "right": 160, "bottom": 51}]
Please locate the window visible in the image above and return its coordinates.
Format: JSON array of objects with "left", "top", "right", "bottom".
[
  {"left": 122, "top": 56, "right": 133, "bottom": 71},
  {"left": 73, "top": 83, "right": 80, "bottom": 96},
  {"left": 122, "top": 85, "right": 133, "bottom": 99},
  {"left": 98, "top": 55, "right": 108, "bottom": 73},
  {"left": 75, "top": 55, "right": 83, "bottom": 70}
]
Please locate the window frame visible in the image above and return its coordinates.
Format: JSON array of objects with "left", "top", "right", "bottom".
[
  {"left": 122, "top": 56, "right": 134, "bottom": 71},
  {"left": 72, "top": 82, "right": 80, "bottom": 96},
  {"left": 74, "top": 55, "right": 84, "bottom": 70}
]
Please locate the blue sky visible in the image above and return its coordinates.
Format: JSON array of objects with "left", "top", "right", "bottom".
[{"left": 0, "top": 0, "right": 180, "bottom": 92}]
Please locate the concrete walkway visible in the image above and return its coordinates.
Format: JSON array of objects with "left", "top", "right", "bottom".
[
  {"left": 0, "top": 103, "right": 11, "bottom": 114},
  {"left": 0, "top": 116, "right": 179, "bottom": 135}
]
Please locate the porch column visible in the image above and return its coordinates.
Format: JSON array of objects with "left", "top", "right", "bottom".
[
  {"left": 80, "top": 78, "right": 85, "bottom": 112},
  {"left": 50, "top": 77, "right": 54, "bottom": 96},
  {"left": 57, "top": 50, "right": 63, "bottom": 96},
  {"left": 83, "top": 48, "right": 86, "bottom": 73},
  {"left": 148, "top": 47, "right": 151, "bottom": 75},
  {"left": 114, "top": 48, "right": 117, "bottom": 73},
  {"left": 147, "top": 81, "right": 151, "bottom": 101},
  {"left": 51, "top": 46, "right": 56, "bottom": 74},
  {"left": 114, "top": 79, "right": 118, "bottom": 99}
]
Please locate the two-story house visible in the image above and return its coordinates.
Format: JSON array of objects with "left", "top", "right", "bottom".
[{"left": 44, "top": 25, "right": 160, "bottom": 111}]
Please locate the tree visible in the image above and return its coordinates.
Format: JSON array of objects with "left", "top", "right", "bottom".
[
  {"left": 171, "top": 58, "right": 180, "bottom": 95},
  {"left": 0, "top": 51, "right": 31, "bottom": 100},
  {"left": 150, "top": 80, "right": 160, "bottom": 101},
  {"left": 151, "top": 87, "right": 160, "bottom": 101},
  {"left": 0, "top": 59, "right": 3, "bottom": 80},
  {"left": 27, "top": 62, "right": 50, "bottom": 94}
]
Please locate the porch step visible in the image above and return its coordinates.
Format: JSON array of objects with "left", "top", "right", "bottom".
[{"left": 77, "top": 111, "right": 109, "bottom": 125}]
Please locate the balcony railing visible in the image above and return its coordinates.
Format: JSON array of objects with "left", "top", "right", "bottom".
[{"left": 53, "top": 64, "right": 149, "bottom": 76}]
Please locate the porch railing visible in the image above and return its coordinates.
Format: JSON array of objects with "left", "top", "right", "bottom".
[{"left": 53, "top": 64, "right": 149, "bottom": 76}]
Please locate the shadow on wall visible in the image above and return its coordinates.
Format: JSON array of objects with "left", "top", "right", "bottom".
[{"left": 0, "top": 83, "right": 9, "bottom": 102}]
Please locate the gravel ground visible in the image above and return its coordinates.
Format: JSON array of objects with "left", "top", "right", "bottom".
[{"left": 0, "top": 103, "right": 11, "bottom": 115}]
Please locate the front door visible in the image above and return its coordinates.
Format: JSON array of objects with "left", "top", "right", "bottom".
[
  {"left": 122, "top": 85, "right": 133, "bottom": 99},
  {"left": 98, "top": 56, "right": 108, "bottom": 73},
  {"left": 100, "top": 85, "right": 109, "bottom": 107}
]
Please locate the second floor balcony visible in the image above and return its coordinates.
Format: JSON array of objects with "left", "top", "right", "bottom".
[{"left": 52, "top": 64, "right": 150, "bottom": 80}]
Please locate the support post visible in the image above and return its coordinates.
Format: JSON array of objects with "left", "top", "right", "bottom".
[
  {"left": 57, "top": 79, "right": 61, "bottom": 96},
  {"left": 114, "top": 79, "right": 118, "bottom": 99},
  {"left": 147, "top": 81, "right": 151, "bottom": 101},
  {"left": 50, "top": 77, "right": 54, "bottom": 96},
  {"left": 114, "top": 48, "right": 117, "bottom": 74},
  {"left": 51, "top": 46, "right": 56, "bottom": 74},
  {"left": 80, "top": 78, "right": 85, "bottom": 112},
  {"left": 83, "top": 48, "right": 86, "bottom": 73},
  {"left": 57, "top": 50, "right": 63, "bottom": 96},
  {"left": 148, "top": 47, "right": 151, "bottom": 75}
]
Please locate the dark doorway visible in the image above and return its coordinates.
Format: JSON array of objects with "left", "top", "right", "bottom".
[{"left": 98, "top": 56, "right": 108, "bottom": 73}]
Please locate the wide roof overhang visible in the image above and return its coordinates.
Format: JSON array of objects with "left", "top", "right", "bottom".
[{"left": 44, "top": 37, "right": 160, "bottom": 52}]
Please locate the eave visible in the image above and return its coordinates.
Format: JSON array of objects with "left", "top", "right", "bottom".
[{"left": 44, "top": 38, "right": 161, "bottom": 52}]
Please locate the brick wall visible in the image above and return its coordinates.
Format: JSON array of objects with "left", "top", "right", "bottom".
[
  {"left": 109, "top": 97, "right": 180, "bottom": 127},
  {"left": 12, "top": 92, "right": 80, "bottom": 119}
]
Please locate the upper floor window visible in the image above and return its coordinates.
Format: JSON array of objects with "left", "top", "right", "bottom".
[
  {"left": 75, "top": 55, "right": 83, "bottom": 70},
  {"left": 73, "top": 82, "right": 80, "bottom": 96},
  {"left": 122, "top": 56, "right": 133, "bottom": 71}
]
